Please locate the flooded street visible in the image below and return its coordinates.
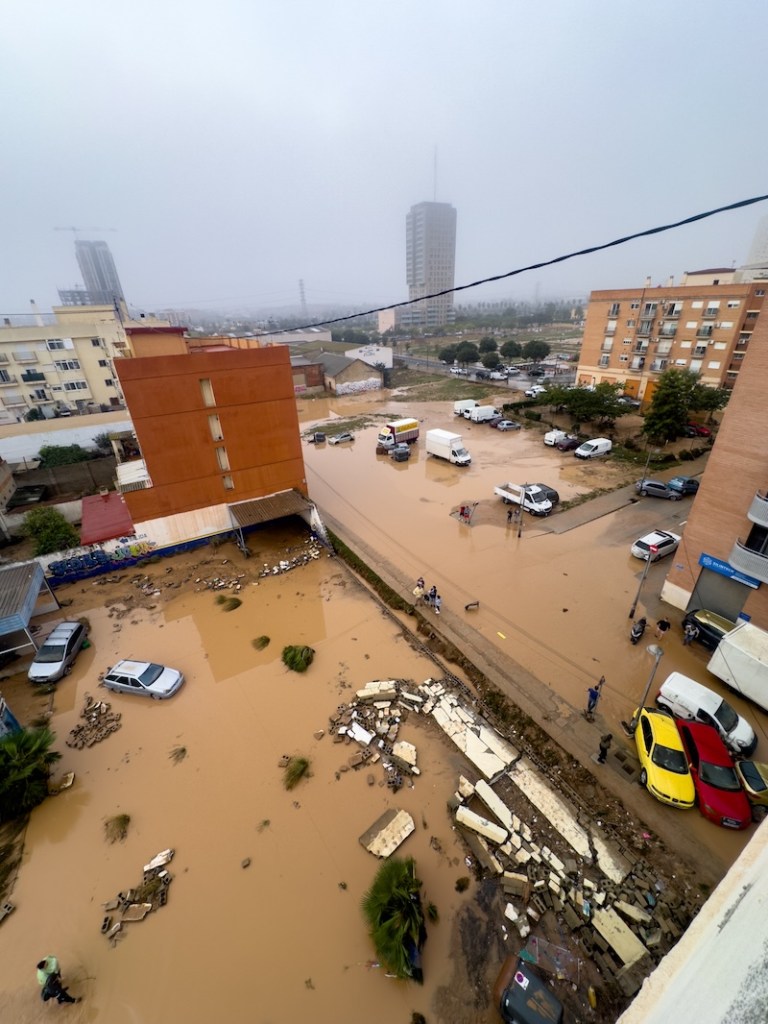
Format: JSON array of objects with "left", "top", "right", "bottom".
[{"left": 0, "top": 536, "right": 481, "bottom": 1023}]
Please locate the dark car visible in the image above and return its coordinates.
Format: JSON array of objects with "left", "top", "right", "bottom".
[
  {"left": 635, "top": 479, "right": 682, "bottom": 500},
  {"left": 682, "top": 608, "right": 737, "bottom": 651},
  {"left": 617, "top": 395, "right": 642, "bottom": 409},
  {"left": 389, "top": 443, "right": 411, "bottom": 462},
  {"left": 684, "top": 422, "right": 712, "bottom": 437},
  {"left": 667, "top": 475, "right": 699, "bottom": 495},
  {"left": 493, "top": 955, "right": 564, "bottom": 1024},
  {"left": 677, "top": 721, "right": 752, "bottom": 829},
  {"left": 527, "top": 367, "right": 546, "bottom": 377},
  {"left": 555, "top": 435, "right": 580, "bottom": 451},
  {"left": 474, "top": 369, "right": 491, "bottom": 380},
  {"left": 531, "top": 483, "right": 559, "bottom": 505}
]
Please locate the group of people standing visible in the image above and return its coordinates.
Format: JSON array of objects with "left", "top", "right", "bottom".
[{"left": 413, "top": 577, "right": 441, "bottom": 614}]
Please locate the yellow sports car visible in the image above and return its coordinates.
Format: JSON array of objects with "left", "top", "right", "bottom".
[{"left": 634, "top": 708, "right": 695, "bottom": 808}]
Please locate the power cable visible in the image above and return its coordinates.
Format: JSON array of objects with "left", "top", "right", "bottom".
[{"left": 259, "top": 192, "right": 768, "bottom": 334}]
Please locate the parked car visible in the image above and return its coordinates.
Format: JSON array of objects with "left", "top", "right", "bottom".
[
  {"left": 524, "top": 384, "right": 547, "bottom": 398},
  {"left": 450, "top": 366, "right": 468, "bottom": 376},
  {"left": 682, "top": 608, "right": 737, "bottom": 651},
  {"left": 527, "top": 367, "right": 546, "bottom": 377},
  {"left": 735, "top": 760, "right": 768, "bottom": 817},
  {"left": 389, "top": 443, "right": 411, "bottom": 462},
  {"left": 657, "top": 671, "right": 757, "bottom": 756},
  {"left": 493, "top": 955, "right": 564, "bottom": 1024},
  {"left": 617, "top": 395, "right": 642, "bottom": 409},
  {"left": 684, "top": 422, "right": 712, "bottom": 437},
  {"left": 676, "top": 721, "right": 752, "bottom": 829},
  {"left": 667, "top": 475, "right": 700, "bottom": 495},
  {"left": 328, "top": 432, "right": 354, "bottom": 445},
  {"left": 635, "top": 479, "right": 683, "bottom": 501},
  {"left": 634, "top": 707, "right": 695, "bottom": 809},
  {"left": 28, "top": 620, "right": 89, "bottom": 684},
  {"left": 307, "top": 431, "right": 326, "bottom": 444},
  {"left": 474, "top": 369, "right": 491, "bottom": 380},
  {"left": 531, "top": 483, "right": 559, "bottom": 505},
  {"left": 504, "top": 366, "right": 521, "bottom": 376},
  {"left": 487, "top": 415, "right": 504, "bottom": 427},
  {"left": 496, "top": 420, "right": 522, "bottom": 431},
  {"left": 489, "top": 371, "right": 507, "bottom": 381},
  {"left": 555, "top": 435, "right": 580, "bottom": 451},
  {"left": 630, "top": 529, "right": 681, "bottom": 562},
  {"left": 102, "top": 659, "right": 185, "bottom": 699}
]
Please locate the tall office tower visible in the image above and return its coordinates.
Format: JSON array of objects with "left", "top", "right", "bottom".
[
  {"left": 75, "top": 240, "right": 125, "bottom": 304},
  {"left": 405, "top": 201, "right": 457, "bottom": 327},
  {"left": 739, "top": 215, "right": 768, "bottom": 282}
]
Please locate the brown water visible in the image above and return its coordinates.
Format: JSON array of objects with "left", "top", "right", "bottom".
[{"left": 0, "top": 545, "right": 476, "bottom": 1023}]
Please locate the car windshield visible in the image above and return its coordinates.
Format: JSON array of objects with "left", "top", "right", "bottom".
[
  {"left": 652, "top": 744, "right": 688, "bottom": 774},
  {"left": 714, "top": 700, "right": 739, "bottom": 733},
  {"left": 34, "top": 643, "right": 66, "bottom": 663},
  {"left": 138, "top": 664, "right": 164, "bottom": 686},
  {"left": 700, "top": 761, "right": 741, "bottom": 791}
]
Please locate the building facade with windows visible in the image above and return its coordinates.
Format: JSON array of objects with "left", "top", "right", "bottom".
[
  {"left": 0, "top": 305, "right": 173, "bottom": 421},
  {"left": 73, "top": 240, "right": 125, "bottom": 305},
  {"left": 576, "top": 272, "right": 765, "bottom": 402},
  {"left": 405, "top": 201, "right": 457, "bottom": 327},
  {"left": 662, "top": 310, "right": 768, "bottom": 626},
  {"left": 114, "top": 347, "right": 308, "bottom": 548}
]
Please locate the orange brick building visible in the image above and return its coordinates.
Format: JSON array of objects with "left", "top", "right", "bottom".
[
  {"left": 115, "top": 346, "right": 309, "bottom": 547},
  {"left": 662, "top": 312, "right": 768, "bottom": 627},
  {"left": 576, "top": 271, "right": 765, "bottom": 403}
]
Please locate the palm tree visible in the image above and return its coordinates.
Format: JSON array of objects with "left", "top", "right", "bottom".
[
  {"left": 361, "top": 857, "right": 427, "bottom": 982},
  {"left": 0, "top": 727, "right": 61, "bottom": 822}
]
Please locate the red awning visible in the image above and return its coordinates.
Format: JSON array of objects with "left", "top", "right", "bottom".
[{"left": 80, "top": 492, "right": 135, "bottom": 546}]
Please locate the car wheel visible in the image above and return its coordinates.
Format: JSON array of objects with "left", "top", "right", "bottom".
[
  {"left": 752, "top": 805, "right": 768, "bottom": 823},
  {"left": 640, "top": 488, "right": 648, "bottom": 496},
  {"left": 670, "top": 494, "right": 681, "bottom": 501},
  {"left": 64, "top": 665, "right": 72, "bottom": 676},
  {"left": 639, "top": 768, "right": 648, "bottom": 788},
  {"left": 151, "top": 694, "right": 161, "bottom": 700}
]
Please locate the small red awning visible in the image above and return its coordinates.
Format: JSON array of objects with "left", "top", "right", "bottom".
[{"left": 80, "top": 492, "right": 135, "bottom": 546}]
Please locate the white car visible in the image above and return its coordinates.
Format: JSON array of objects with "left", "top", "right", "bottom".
[
  {"left": 449, "top": 366, "right": 468, "bottom": 376},
  {"left": 489, "top": 371, "right": 507, "bottom": 381},
  {"left": 102, "top": 659, "right": 185, "bottom": 699},
  {"left": 524, "top": 384, "right": 547, "bottom": 398},
  {"left": 328, "top": 432, "right": 354, "bottom": 445},
  {"left": 630, "top": 529, "right": 681, "bottom": 562}
]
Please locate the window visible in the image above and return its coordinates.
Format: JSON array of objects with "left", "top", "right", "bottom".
[
  {"left": 0, "top": 370, "right": 10, "bottom": 383},
  {"left": 656, "top": 340, "right": 672, "bottom": 355},
  {"left": 642, "top": 302, "right": 658, "bottom": 315},
  {"left": 98, "top": 359, "right": 109, "bottom": 367},
  {"left": 31, "top": 388, "right": 47, "bottom": 400},
  {"left": 200, "top": 378, "right": 215, "bottom": 406},
  {"left": 602, "top": 338, "right": 614, "bottom": 352},
  {"left": 638, "top": 320, "right": 653, "bottom": 336},
  {"left": 63, "top": 380, "right": 88, "bottom": 391},
  {"left": 727, "top": 300, "right": 741, "bottom": 308},
  {"left": 605, "top": 320, "right": 617, "bottom": 334},
  {"left": 665, "top": 302, "right": 682, "bottom": 317},
  {"left": 91, "top": 338, "right": 102, "bottom": 347},
  {"left": 215, "top": 446, "right": 230, "bottom": 471},
  {"left": 619, "top": 354, "right": 628, "bottom": 362},
  {"left": 208, "top": 413, "right": 223, "bottom": 441},
  {"left": 630, "top": 301, "right": 640, "bottom": 310},
  {"left": 626, "top": 319, "right": 635, "bottom": 328},
  {"left": 54, "top": 360, "right": 81, "bottom": 371},
  {"left": 598, "top": 354, "right": 610, "bottom": 367},
  {"left": 756, "top": 289, "right": 765, "bottom": 297},
  {"left": 105, "top": 379, "right": 115, "bottom": 387},
  {"left": 608, "top": 303, "right": 620, "bottom": 317},
  {"left": 47, "top": 339, "right": 65, "bottom": 350},
  {"left": 222, "top": 475, "right": 235, "bottom": 490}
]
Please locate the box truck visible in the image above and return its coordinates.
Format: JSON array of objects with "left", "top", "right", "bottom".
[
  {"left": 453, "top": 399, "right": 479, "bottom": 416},
  {"left": 707, "top": 621, "right": 768, "bottom": 713},
  {"left": 493, "top": 482, "right": 553, "bottom": 516},
  {"left": 376, "top": 418, "right": 419, "bottom": 450},
  {"left": 467, "top": 405, "right": 499, "bottom": 423},
  {"left": 425, "top": 429, "right": 471, "bottom": 466}
]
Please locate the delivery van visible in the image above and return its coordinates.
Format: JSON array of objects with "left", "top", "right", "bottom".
[
  {"left": 574, "top": 437, "right": 612, "bottom": 459},
  {"left": 657, "top": 671, "right": 757, "bottom": 756}
]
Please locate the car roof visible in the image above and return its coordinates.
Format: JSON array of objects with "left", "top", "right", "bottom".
[
  {"left": 677, "top": 720, "right": 732, "bottom": 765},
  {"left": 638, "top": 530, "right": 680, "bottom": 545},
  {"left": 687, "top": 608, "right": 737, "bottom": 633},
  {"left": 642, "top": 708, "right": 683, "bottom": 747},
  {"left": 43, "top": 621, "right": 83, "bottom": 641},
  {"left": 111, "top": 659, "right": 152, "bottom": 674}
]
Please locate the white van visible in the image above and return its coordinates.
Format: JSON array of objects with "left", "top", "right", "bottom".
[
  {"left": 574, "top": 437, "right": 612, "bottom": 459},
  {"left": 657, "top": 671, "right": 757, "bottom": 756},
  {"left": 453, "top": 399, "right": 479, "bottom": 416}
]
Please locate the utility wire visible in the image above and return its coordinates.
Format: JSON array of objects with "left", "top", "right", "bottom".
[{"left": 261, "top": 192, "right": 768, "bottom": 335}]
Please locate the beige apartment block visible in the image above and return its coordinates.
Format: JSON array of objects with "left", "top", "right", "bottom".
[
  {"left": 0, "top": 305, "right": 171, "bottom": 422},
  {"left": 576, "top": 271, "right": 765, "bottom": 404}
]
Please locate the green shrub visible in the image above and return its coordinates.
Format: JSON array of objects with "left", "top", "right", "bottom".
[
  {"left": 104, "top": 813, "right": 131, "bottom": 843},
  {"left": 252, "top": 635, "right": 270, "bottom": 651},
  {"left": 282, "top": 645, "right": 315, "bottom": 672},
  {"left": 283, "top": 756, "right": 310, "bottom": 790},
  {"left": 455, "top": 876, "right": 470, "bottom": 893}
]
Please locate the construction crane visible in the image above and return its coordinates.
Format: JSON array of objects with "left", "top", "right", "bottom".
[{"left": 54, "top": 226, "right": 117, "bottom": 234}]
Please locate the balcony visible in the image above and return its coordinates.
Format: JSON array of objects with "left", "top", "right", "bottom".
[
  {"left": 746, "top": 492, "right": 768, "bottom": 529},
  {"left": 729, "top": 540, "right": 768, "bottom": 585},
  {"left": 696, "top": 327, "right": 714, "bottom": 339},
  {"left": 649, "top": 360, "right": 667, "bottom": 372},
  {"left": 0, "top": 374, "right": 17, "bottom": 386},
  {"left": 658, "top": 325, "right": 678, "bottom": 337},
  {"left": 630, "top": 357, "right": 645, "bottom": 371},
  {"left": 20, "top": 371, "right": 45, "bottom": 383}
]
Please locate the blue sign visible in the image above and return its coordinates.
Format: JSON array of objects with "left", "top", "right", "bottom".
[{"left": 699, "top": 553, "right": 761, "bottom": 590}]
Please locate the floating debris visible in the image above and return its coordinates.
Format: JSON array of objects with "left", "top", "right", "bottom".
[{"left": 66, "top": 694, "right": 121, "bottom": 749}]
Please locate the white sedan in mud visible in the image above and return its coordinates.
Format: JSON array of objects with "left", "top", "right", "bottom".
[{"left": 102, "top": 660, "right": 185, "bottom": 699}]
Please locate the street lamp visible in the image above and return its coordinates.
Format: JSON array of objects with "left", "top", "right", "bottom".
[
  {"left": 628, "top": 544, "right": 657, "bottom": 618},
  {"left": 639, "top": 447, "right": 659, "bottom": 490},
  {"left": 626, "top": 644, "right": 664, "bottom": 734}
]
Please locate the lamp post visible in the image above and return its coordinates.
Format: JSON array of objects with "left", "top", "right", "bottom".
[
  {"left": 628, "top": 544, "right": 657, "bottom": 618},
  {"left": 639, "top": 447, "right": 659, "bottom": 490},
  {"left": 626, "top": 644, "right": 664, "bottom": 735}
]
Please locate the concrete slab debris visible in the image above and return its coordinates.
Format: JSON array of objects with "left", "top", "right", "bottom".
[
  {"left": 122, "top": 902, "right": 153, "bottom": 922},
  {"left": 391, "top": 740, "right": 417, "bottom": 769},
  {"left": 615, "top": 900, "right": 652, "bottom": 925},
  {"left": 356, "top": 680, "right": 398, "bottom": 702},
  {"left": 591, "top": 907, "right": 649, "bottom": 967},
  {"left": 359, "top": 808, "right": 415, "bottom": 858},
  {"left": 348, "top": 721, "right": 375, "bottom": 746},
  {"left": 458, "top": 776, "right": 476, "bottom": 799},
  {"left": 474, "top": 779, "right": 514, "bottom": 831},
  {"left": 455, "top": 805, "right": 508, "bottom": 845}
]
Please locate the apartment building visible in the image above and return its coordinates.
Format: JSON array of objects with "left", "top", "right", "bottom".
[
  {"left": 0, "top": 305, "right": 173, "bottom": 422},
  {"left": 576, "top": 271, "right": 766, "bottom": 401},
  {"left": 114, "top": 346, "right": 309, "bottom": 549},
  {"left": 404, "top": 201, "right": 457, "bottom": 328},
  {"left": 661, "top": 310, "right": 768, "bottom": 627}
]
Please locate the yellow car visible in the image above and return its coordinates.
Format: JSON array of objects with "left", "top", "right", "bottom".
[{"left": 634, "top": 708, "right": 695, "bottom": 809}]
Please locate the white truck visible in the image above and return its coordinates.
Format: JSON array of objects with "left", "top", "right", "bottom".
[
  {"left": 425, "top": 429, "right": 471, "bottom": 466},
  {"left": 707, "top": 621, "right": 768, "bottom": 712},
  {"left": 454, "top": 399, "right": 479, "bottom": 416},
  {"left": 467, "top": 405, "right": 498, "bottom": 423},
  {"left": 544, "top": 429, "right": 569, "bottom": 446},
  {"left": 376, "top": 418, "right": 419, "bottom": 450},
  {"left": 494, "top": 482, "right": 553, "bottom": 516}
]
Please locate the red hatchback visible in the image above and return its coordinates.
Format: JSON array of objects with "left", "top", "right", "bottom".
[{"left": 676, "top": 721, "right": 752, "bottom": 829}]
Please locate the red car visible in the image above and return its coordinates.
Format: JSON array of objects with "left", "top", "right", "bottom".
[
  {"left": 684, "top": 422, "right": 712, "bottom": 437},
  {"left": 676, "top": 721, "right": 752, "bottom": 829}
]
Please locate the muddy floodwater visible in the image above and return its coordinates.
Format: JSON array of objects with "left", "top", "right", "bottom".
[{"left": 0, "top": 532, "right": 482, "bottom": 1023}]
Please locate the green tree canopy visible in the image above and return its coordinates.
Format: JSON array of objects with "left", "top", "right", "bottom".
[
  {"left": 643, "top": 368, "right": 711, "bottom": 441},
  {"left": 545, "top": 382, "right": 625, "bottom": 424},
  {"left": 438, "top": 344, "right": 459, "bottom": 364},
  {"left": 455, "top": 341, "right": 480, "bottom": 366},
  {"left": 481, "top": 351, "right": 502, "bottom": 369},
  {"left": 37, "top": 444, "right": 91, "bottom": 468},
  {"left": 689, "top": 383, "right": 730, "bottom": 417},
  {"left": 361, "top": 857, "right": 427, "bottom": 982},
  {"left": 523, "top": 339, "right": 551, "bottom": 362},
  {"left": 478, "top": 336, "right": 497, "bottom": 354},
  {"left": 0, "top": 727, "right": 61, "bottom": 823},
  {"left": 22, "top": 507, "right": 80, "bottom": 556},
  {"left": 499, "top": 339, "right": 522, "bottom": 359}
]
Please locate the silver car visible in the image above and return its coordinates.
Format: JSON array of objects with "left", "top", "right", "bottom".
[
  {"left": 102, "top": 660, "right": 185, "bottom": 699},
  {"left": 28, "top": 620, "right": 89, "bottom": 683}
]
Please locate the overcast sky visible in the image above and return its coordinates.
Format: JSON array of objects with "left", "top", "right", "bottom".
[{"left": 2, "top": 0, "right": 767, "bottom": 319}]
